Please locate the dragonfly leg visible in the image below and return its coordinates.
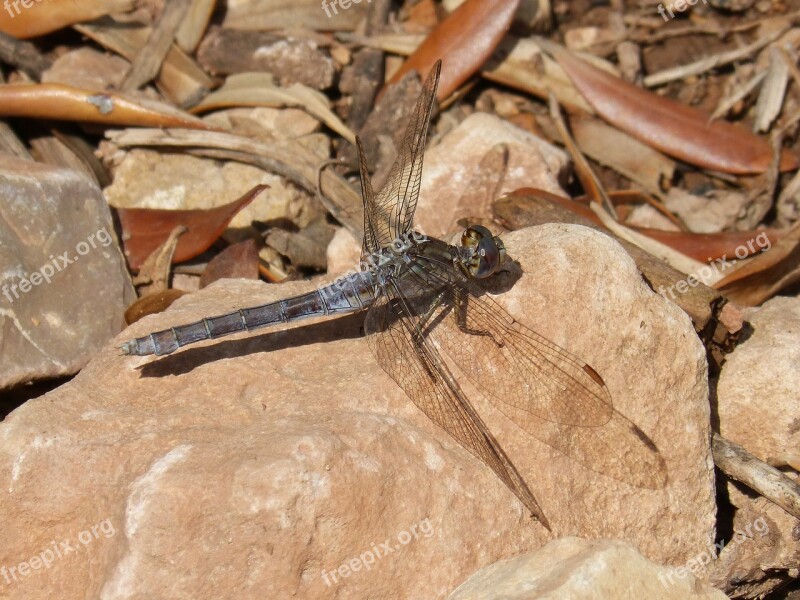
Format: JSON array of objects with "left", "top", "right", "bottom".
[
  {"left": 410, "top": 291, "right": 448, "bottom": 349},
  {"left": 454, "top": 291, "right": 504, "bottom": 347}
]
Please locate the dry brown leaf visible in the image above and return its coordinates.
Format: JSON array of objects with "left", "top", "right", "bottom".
[
  {"left": 0, "top": 0, "right": 133, "bottom": 39},
  {"left": 124, "top": 289, "right": 187, "bottom": 325},
  {"left": 118, "top": 184, "right": 267, "bottom": 270},
  {"left": 553, "top": 46, "right": 799, "bottom": 174},
  {"left": 715, "top": 221, "right": 800, "bottom": 306},
  {"left": 508, "top": 188, "right": 781, "bottom": 263},
  {"left": 570, "top": 115, "right": 675, "bottom": 197},
  {"left": 0, "top": 83, "right": 212, "bottom": 128},
  {"left": 386, "top": 0, "right": 520, "bottom": 101},
  {"left": 176, "top": 0, "right": 216, "bottom": 53}
]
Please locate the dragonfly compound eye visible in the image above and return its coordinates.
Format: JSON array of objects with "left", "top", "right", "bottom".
[{"left": 461, "top": 225, "right": 504, "bottom": 278}]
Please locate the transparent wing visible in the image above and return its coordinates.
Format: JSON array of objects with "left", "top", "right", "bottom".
[
  {"left": 365, "top": 284, "right": 549, "bottom": 525},
  {"left": 393, "top": 257, "right": 667, "bottom": 489},
  {"left": 361, "top": 60, "right": 441, "bottom": 251},
  {"left": 356, "top": 136, "right": 382, "bottom": 255}
]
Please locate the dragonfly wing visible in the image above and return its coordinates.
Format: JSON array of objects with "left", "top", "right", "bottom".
[
  {"left": 364, "top": 60, "right": 441, "bottom": 246},
  {"left": 356, "top": 136, "right": 382, "bottom": 256},
  {"left": 395, "top": 258, "right": 667, "bottom": 489},
  {"left": 365, "top": 285, "right": 549, "bottom": 526},
  {"left": 404, "top": 256, "right": 614, "bottom": 427}
]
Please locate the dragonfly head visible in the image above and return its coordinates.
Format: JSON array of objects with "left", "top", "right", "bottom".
[{"left": 460, "top": 225, "right": 506, "bottom": 279}]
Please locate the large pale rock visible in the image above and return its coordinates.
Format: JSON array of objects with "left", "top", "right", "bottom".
[
  {"left": 0, "top": 156, "right": 134, "bottom": 389},
  {"left": 0, "top": 225, "right": 714, "bottom": 598},
  {"left": 717, "top": 296, "right": 800, "bottom": 462},
  {"left": 447, "top": 537, "right": 728, "bottom": 600},
  {"left": 416, "top": 112, "right": 569, "bottom": 237}
]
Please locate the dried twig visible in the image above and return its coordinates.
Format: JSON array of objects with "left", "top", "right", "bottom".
[
  {"left": 712, "top": 433, "right": 800, "bottom": 520},
  {"left": 122, "top": 0, "right": 192, "bottom": 91},
  {"left": 548, "top": 91, "right": 616, "bottom": 218}
]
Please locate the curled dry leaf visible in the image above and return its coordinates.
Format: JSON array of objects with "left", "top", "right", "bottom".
[
  {"left": 190, "top": 72, "right": 355, "bottom": 143},
  {"left": 386, "top": 0, "right": 520, "bottom": 101},
  {"left": 124, "top": 289, "right": 187, "bottom": 325},
  {"left": 508, "top": 188, "right": 780, "bottom": 263},
  {"left": 0, "top": 0, "right": 133, "bottom": 39},
  {"left": 117, "top": 184, "right": 268, "bottom": 271},
  {"left": 0, "top": 83, "right": 212, "bottom": 128},
  {"left": 553, "top": 46, "right": 799, "bottom": 174}
]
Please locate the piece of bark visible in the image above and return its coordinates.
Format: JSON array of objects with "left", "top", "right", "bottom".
[
  {"left": 338, "top": 70, "right": 425, "bottom": 180},
  {"left": 492, "top": 190, "right": 740, "bottom": 355},
  {"left": 0, "top": 31, "right": 51, "bottom": 79},
  {"left": 265, "top": 216, "right": 335, "bottom": 270},
  {"left": 196, "top": 27, "right": 336, "bottom": 90},
  {"left": 339, "top": 0, "right": 392, "bottom": 132},
  {"left": 75, "top": 17, "right": 213, "bottom": 108},
  {"left": 29, "top": 133, "right": 100, "bottom": 185},
  {"left": 122, "top": 0, "right": 192, "bottom": 91}
]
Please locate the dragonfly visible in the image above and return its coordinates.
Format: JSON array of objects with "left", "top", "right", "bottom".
[{"left": 122, "top": 60, "right": 662, "bottom": 528}]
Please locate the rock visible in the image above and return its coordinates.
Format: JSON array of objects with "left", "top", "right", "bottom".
[
  {"left": 42, "top": 47, "right": 130, "bottom": 90},
  {"left": 103, "top": 149, "right": 323, "bottom": 234},
  {"left": 708, "top": 485, "right": 800, "bottom": 598},
  {"left": 416, "top": 113, "right": 570, "bottom": 237},
  {"left": 0, "top": 225, "right": 714, "bottom": 597},
  {"left": 447, "top": 537, "right": 729, "bottom": 600},
  {"left": 197, "top": 27, "right": 336, "bottom": 90},
  {"left": 0, "top": 155, "right": 134, "bottom": 390},
  {"left": 717, "top": 296, "right": 800, "bottom": 462},
  {"left": 325, "top": 227, "right": 361, "bottom": 275},
  {"left": 663, "top": 188, "right": 750, "bottom": 234}
]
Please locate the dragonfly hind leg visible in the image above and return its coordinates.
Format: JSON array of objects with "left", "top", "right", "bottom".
[{"left": 454, "top": 291, "right": 504, "bottom": 348}]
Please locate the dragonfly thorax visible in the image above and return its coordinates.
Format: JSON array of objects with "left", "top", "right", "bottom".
[{"left": 361, "top": 230, "right": 428, "bottom": 286}]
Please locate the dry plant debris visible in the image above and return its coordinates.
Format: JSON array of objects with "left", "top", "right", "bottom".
[{"left": 1, "top": 0, "right": 799, "bottom": 598}]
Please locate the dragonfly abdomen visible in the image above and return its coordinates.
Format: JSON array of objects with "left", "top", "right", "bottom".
[{"left": 120, "top": 272, "right": 377, "bottom": 357}]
